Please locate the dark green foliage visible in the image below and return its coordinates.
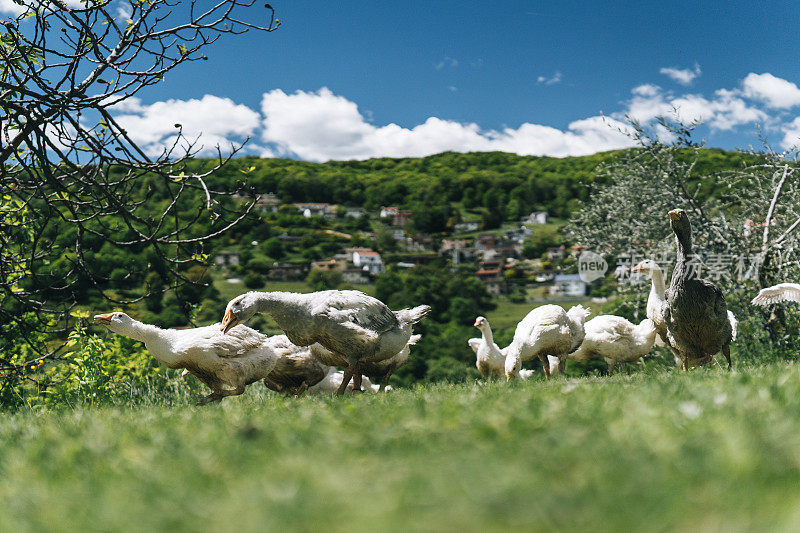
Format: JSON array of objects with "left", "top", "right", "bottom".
[{"left": 306, "top": 268, "right": 343, "bottom": 291}]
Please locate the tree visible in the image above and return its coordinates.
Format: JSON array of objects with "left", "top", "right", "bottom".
[
  {"left": 569, "top": 118, "right": 800, "bottom": 347},
  {"left": 0, "top": 1, "right": 279, "bottom": 385},
  {"left": 306, "top": 268, "right": 343, "bottom": 291}
]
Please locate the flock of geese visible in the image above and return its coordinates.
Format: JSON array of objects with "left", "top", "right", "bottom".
[{"left": 93, "top": 209, "right": 800, "bottom": 404}]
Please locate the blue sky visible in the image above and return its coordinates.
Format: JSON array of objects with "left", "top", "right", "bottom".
[{"left": 7, "top": 0, "right": 800, "bottom": 160}]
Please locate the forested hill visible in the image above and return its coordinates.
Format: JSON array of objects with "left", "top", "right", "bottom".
[{"left": 202, "top": 148, "right": 757, "bottom": 220}]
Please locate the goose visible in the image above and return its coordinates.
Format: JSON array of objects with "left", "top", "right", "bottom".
[
  {"left": 566, "top": 315, "right": 658, "bottom": 373},
  {"left": 292, "top": 333, "right": 421, "bottom": 391},
  {"left": 504, "top": 304, "right": 590, "bottom": 382},
  {"left": 94, "top": 312, "right": 278, "bottom": 405},
  {"left": 306, "top": 368, "right": 383, "bottom": 394},
  {"left": 260, "top": 336, "right": 331, "bottom": 395},
  {"left": 221, "top": 290, "right": 430, "bottom": 394},
  {"left": 633, "top": 259, "right": 738, "bottom": 367},
  {"left": 468, "top": 316, "right": 505, "bottom": 379},
  {"left": 361, "top": 333, "right": 421, "bottom": 390},
  {"left": 664, "top": 209, "right": 733, "bottom": 369},
  {"left": 752, "top": 283, "right": 800, "bottom": 306}
]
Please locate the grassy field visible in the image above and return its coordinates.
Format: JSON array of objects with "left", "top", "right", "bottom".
[{"left": 3, "top": 362, "right": 800, "bottom": 531}]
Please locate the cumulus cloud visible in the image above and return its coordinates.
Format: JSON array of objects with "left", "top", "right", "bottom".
[
  {"left": 537, "top": 72, "right": 563, "bottom": 85},
  {"left": 112, "top": 95, "right": 261, "bottom": 156},
  {"left": 0, "top": 0, "right": 26, "bottom": 15},
  {"left": 659, "top": 63, "right": 701, "bottom": 85},
  {"left": 741, "top": 73, "right": 800, "bottom": 109},
  {"left": 1, "top": 0, "right": 86, "bottom": 14},
  {"left": 624, "top": 84, "right": 766, "bottom": 131},
  {"left": 260, "top": 88, "right": 635, "bottom": 162},
  {"left": 781, "top": 117, "right": 800, "bottom": 149}
]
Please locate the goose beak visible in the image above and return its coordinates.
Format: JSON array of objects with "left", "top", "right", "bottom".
[
  {"left": 221, "top": 308, "right": 239, "bottom": 333},
  {"left": 631, "top": 264, "right": 642, "bottom": 273},
  {"left": 473, "top": 319, "right": 481, "bottom": 327},
  {"left": 668, "top": 209, "right": 682, "bottom": 221},
  {"left": 94, "top": 313, "right": 113, "bottom": 325}
]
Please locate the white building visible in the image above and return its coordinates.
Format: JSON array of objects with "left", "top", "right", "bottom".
[
  {"left": 551, "top": 274, "right": 587, "bottom": 296},
  {"left": 295, "top": 203, "right": 331, "bottom": 218},
  {"left": 353, "top": 250, "right": 385, "bottom": 274},
  {"left": 522, "top": 211, "right": 549, "bottom": 225},
  {"left": 214, "top": 251, "right": 240, "bottom": 267}
]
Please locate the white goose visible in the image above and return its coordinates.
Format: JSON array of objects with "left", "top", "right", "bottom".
[
  {"left": 752, "top": 283, "right": 800, "bottom": 306},
  {"left": 94, "top": 312, "right": 278, "bottom": 405},
  {"left": 504, "top": 304, "right": 590, "bottom": 381},
  {"left": 468, "top": 316, "right": 505, "bottom": 379},
  {"left": 566, "top": 315, "right": 658, "bottom": 373},
  {"left": 221, "top": 290, "right": 430, "bottom": 394}
]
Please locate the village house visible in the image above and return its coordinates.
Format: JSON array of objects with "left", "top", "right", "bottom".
[
  {"left": 268, "top": 262, "right": 307, "bottom": 281},
  {"left": 475, "top": 260, "right": 507, "bottom": 295},
  {"left": 255, "top": 192, "right": 281, "bottom": 213},
  {"left": 352, "top": 250, "right": 385, "bottom": 274},
  {"left": 522, "top": 211, "right": 549, "bottom": 225},
  {"left": 310, "top": 259, "right": 341, "bottom": 272},
  {"left": 408, "top": 234, "right": 434, "bottom": 251},
  {"left": 546, "top": 245, "right": 566, "bottom": 261},
  {"left": 342, "top": 268, "right": 371, "bottom": 284},
  {"left": 440, "top": 238, "right": 475, "bottom": 265},
  {"left": 214, "top": 251, "right": 240, "bottom": 267},
  {"left": 295, "top": 202, "right": 333, "bottom": 218},
  {"left": 453, "top": 221, "right": 480, "bottom": 233},
  {"left": 380, "top": 206, "right": 399, "bottom": 218},
  {"left": 506, "top": 226, "right": 533, "bottom": 243},
  {"left": 344, "top": 207, "right": 364, "bottom": 218},
  {"left": 550, "top": 274, "right": 587, "bottom": 297},
  {"left": 475, "top": 233, "right": 497, "bottom": 252}
]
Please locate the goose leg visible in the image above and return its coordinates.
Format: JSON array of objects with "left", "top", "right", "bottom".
[
  {"left": 379, "top": 364, "right": 397, "bottom": 391},
  {"left": 293, "top": 381, "right": 309, "bottom": 397},
  {"left": 337, "top": 365, "right": 355, "bottom": 396},
  {"left": 722, "top": 345, "right": 732, "bottom": 370},
  {"left": 540, "top": 355, "right": 551, "bottom": 379},
  {"left": 197, "top": 392, "right": 222, "bottom": 405},
  {"left": 352, "top": 363, "right": 364, "bottom": 393}
]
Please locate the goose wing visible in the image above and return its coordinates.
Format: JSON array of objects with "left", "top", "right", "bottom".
[
  {"left": 468, "top": 338, "right": 482, "bottom": 354},
  {"left": 316, "top": 291, "right": 398, "bottom": 334},
  {"left": 752, "top": 283, "right": 800, "bottom": 306}
]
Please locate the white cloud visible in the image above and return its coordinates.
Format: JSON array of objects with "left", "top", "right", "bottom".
[
  {"left": 781, "top": 117, "right": 800, "bottom": 149},
  {"left": 741, "top": 73, "right": 800, "bottom": 109},
  {"left": 623, "top": 84, "right": 766, "bottom": 131},
  {"left": 435, "top": 57, "right": 458, "bottom": 70},
  {"left": 113, "top": 95, "right": 260, "bottom": 156},
  {"left": 537, "top": 72, "right": 562, "bottom": 85},
  {"left": 260, "top": 88, "right": 635, "bottom": 162},
  {"left": 660, "top": 63, "right": 701, "bottom": 85},
  {"left": 0, "top": 0, "right": 26, "bottom": 15}
]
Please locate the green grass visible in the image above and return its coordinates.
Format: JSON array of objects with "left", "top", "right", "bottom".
[{"left": 3, "top": 362, "right": 800, "bottom": 531}]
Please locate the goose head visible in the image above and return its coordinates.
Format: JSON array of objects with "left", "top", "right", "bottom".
[
  {"left": 94, "top": 311, "right": 136, "bottom": 335},
  {"left": 668, "top": 208, "right": 691, "bottom": 241},
  {"left": 473, "top": 316, "right": 490, "bottom": 331},
  {"left": 504, "top": 351, "right": 521, "bottom": 382},
  {"left": 222, "top": 292, "right": 260, "bottom": 333},
  {"left": 631, "top": 259, "right": 661, "bottom": 277}
]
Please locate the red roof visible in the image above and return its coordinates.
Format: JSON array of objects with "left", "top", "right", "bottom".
[{"left": 476, "top": 269, "right": 501, "bottom": 275}]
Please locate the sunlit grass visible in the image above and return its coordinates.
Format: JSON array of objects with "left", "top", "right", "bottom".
[{"left": 2, "top": 362, "right": 800, "bottom": 531}]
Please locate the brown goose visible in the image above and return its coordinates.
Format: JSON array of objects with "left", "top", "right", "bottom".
[{"left": 663, "top": 209, "right": 733, "bottom": 369}]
